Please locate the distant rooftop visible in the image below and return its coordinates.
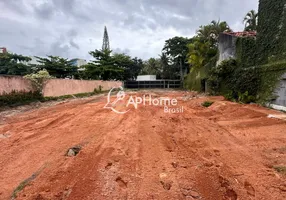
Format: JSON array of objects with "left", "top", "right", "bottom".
[{"left": 222, "top": 31, "right": 257, "bottom": 37}]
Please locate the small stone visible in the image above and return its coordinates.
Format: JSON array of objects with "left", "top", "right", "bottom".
[
  {"left": 105, "top": 162, "right": 113, "bottom": 169},
  {"left": 67, "top": 149, "right": 76, "bottom": 157},
  {"left": 172, "top": 162, "right": 178, "bottom": 168},
  {"left": 279, "top": 186, "right": 286, "bottom": 192},
  {"left": 66, "top": 145, "right": 81, "bottom": 156},
  {"left": 159, "top": 173, "right": 167, "bottom": 179},
  {"left": 0, "top": 134, "right": 9, "bottom": 139},
  {"left": 189, "top": 190, "right": 200, "bottom": 198},
  {"left": 54, "top": 192, "right": 62, "bottom": 197},
  {"left": 160, "top": 181, "right": 172, "bottom": 190},
  {"left": 204, "top": 161, "right": 214, "bottom": 167}
]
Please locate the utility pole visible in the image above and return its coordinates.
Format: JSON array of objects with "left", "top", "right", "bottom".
[{"left": 102, "top": 26, "right": 110, "bottom": 51}]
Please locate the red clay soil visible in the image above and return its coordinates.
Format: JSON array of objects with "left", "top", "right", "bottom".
[{"left": 0, "top": 90, "right": 285, "bottom": 200}]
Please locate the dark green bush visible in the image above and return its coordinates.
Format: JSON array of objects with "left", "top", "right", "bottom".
[
  {"left": 93, "top": 85, "right": 103, "bottom": 94},
  {"left": 207, "top": 59, "right": 237, "bottom": 95},
  {"left": 202, "top": 101, "right": 214, "bottom": 107},
  {"left": 208, "top": 59, "right": 259, "bottom": 103},
  {"left": 0, "top": 90, "right": 43, "bottom": 107}
]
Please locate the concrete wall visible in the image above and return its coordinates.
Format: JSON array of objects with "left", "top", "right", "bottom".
[
  {"left": 0, "top": 75, "right": 32, "bottom": 94},
  {"left": 43, "top": 79, "right": 122, "bottom": 97},
  {"left": 217, "top": 33, "right": 237, "bottom": 66},
  {"left": 273, "top": 73, "right": 286, "bottom": 107},
  {"left": 0, "top": 75, "right": 122, "bottom": 97}
]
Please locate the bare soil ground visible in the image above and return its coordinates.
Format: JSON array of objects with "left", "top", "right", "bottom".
[{"left": 0, "top": 90, "right": 285, "bottom": 200}]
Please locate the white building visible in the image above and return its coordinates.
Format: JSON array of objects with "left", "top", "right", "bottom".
[
  {"left": 136, "top": 75, "right": 156, "bottom": 81},
  {"left": 70, "top": 58, "right": 87, "bottom": 68},
  {"left": 21, "top": 56, "right": 42, "bottom": 65}
]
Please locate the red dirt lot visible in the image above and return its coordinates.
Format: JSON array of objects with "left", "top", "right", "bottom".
[{"left": 0, "top": 90, "right": 285, "bottom": 200}]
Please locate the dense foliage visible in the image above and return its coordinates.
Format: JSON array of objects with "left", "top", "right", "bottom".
[
  {"left": 0, "top": 53, "right": 32, "bottom": 75},
  {"left": 82, "top": 49, "right": 124, "bottom": 80},
  {"left": 35, "top": 56, "right": 78, "bottom": 78},
  {"left": 235, "top": 37, "right": 257, "bottom": 68},
  {"left": 81, "top": 49, "right": 144, "bottom": 81},
  {"left": 0, "top": 90, "right": 43, "bottom": 107},
  {"left": 187, "top": 3, "right": 286, "bottom": 105},
  {"left": 256, "top": 0, "right": 286, "bottom": 64},
  {"left": 208, "top": 59, "right": 260, "bottom": 103},
  {"left": 243, "top": 10, "right": 258, "bottom": 31},
  {"left": 184, "top": 20, "right": 231, "bottom": 91},
  {"left": 162, "top": 36, "right": 192, "bottom": 80}
]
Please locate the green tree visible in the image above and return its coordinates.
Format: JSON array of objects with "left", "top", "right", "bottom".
[
  {"left": 197, "top": 24, "right": 214, "bottom": 44},
  {"left": 159, "top": 53, "right": 174, "bottom": 79},
  {"left": 197, "top": 20, "right": 231, "bottom": 47},
  {"left": 243, "top": 10, "right": 258, "bottom": 31},
  {"left": 122, "top": 57, "right": 144, "bottom": 80},
  {"left": 112, "top": 53, "right": 135, "bottom": 80},
  {"left": 0, "top": 53, "right": 32, "bottom": 75},
  {"left": 188, "top": 38, "right": 217, "bottom": 68},
  {"left": 141, "top": 58, "right": 162, "bottom": 78},
  {"left": 83, "top": 49, "right": 124, "bottom": 80},
  {"left": 35, "top": 56, "right": 78, "bottom": 78},
  {"left": 210, "top": 20, "right": 231, "bottom": 37},
  {"left": 185, "top": 20, "right": 231, "bottom": 91},
  {"left": 162, "top": 36, "right": 192, "bottom": 80}
]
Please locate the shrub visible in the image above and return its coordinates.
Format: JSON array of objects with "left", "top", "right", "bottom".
[
  {"left": 93, "top": 85, "right": 103, "bottom": 94},
  {"left": 24, "top": 69, "right": 53, "bottom": 93},
  {"left": 207, "top": 59, "right": 237, "bottom": 95},
  {"left": 0, "top": 90, "right": 43, "bottom": 107},
  {"left": 273, "top": 166, "right": 286, "bottom": 175},
  {"left": 202, "top": 101, "right": 214, "bottom": 107}
]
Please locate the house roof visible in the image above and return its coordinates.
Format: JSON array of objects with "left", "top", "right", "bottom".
[{"left": 222, "top": 31, "right": 257, "bottom": 37}]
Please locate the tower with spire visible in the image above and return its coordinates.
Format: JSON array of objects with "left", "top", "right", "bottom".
[{"left": 102, "top": 26, "right": 110, "bottom": 51}]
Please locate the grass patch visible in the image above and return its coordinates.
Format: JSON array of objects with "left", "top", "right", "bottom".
[
  {"left": 11, "top": 175, "right": 35, "bottom": 199},
  {"left": 11, "top": 164, "right": 47, "bottom": 199},
  {"left": 43, "top": 87, "right": 105, "bottom": 101},
  {"left": 202, "top": 101, "right": 214, "bottom": 108},
  {"left": 273, "top": 146, "right": 286, "bottom": 154},
  {"left": 0, "top": 87, "right": 107, "bottom": 109},
  {"left": 273, "top": 166, "right": 286, "bottom": 175}
]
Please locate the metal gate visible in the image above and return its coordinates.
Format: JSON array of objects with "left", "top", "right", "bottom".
[{"left": 124, "top": 80, "right": 181, "bottom": 89}]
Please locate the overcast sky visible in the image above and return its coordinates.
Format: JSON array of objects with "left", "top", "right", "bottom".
[{"left": 0, "top": 0, "right": 258, "bottom": 61}]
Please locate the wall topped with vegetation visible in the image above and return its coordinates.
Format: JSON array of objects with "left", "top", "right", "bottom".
[
  {"left": 208, "top": 59, "right": 286, "bottom": 104},
  {"left": 206, "top": 0, "right": 286, "bottom": 105}
]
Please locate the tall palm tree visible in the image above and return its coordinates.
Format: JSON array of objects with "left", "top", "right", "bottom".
[
  {"left": 197, "top": 25, "right": 213, "bottom": 42},
  {"left": 243, "top": 10, "right": 258, "bottom": 31},
  {"left": 197, "top": 20, "right": 231, "bottom": 46},
  {"left": 210, "top": 20, "right": 231, "bottom": 37}
]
